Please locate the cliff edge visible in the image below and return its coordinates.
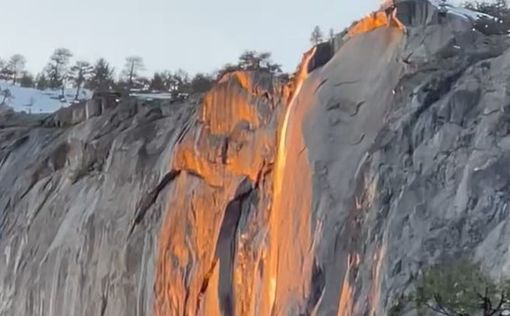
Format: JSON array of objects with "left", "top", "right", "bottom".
[{"left": 1, "top": 1, "right": 510, "bottom": 315}]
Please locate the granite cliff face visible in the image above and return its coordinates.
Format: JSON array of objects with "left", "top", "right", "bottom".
[{"left": 2, "top": 1, "right": 510, "bottom": 315}]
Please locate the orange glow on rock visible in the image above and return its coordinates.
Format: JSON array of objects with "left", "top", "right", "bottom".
[
  {"left": 262, "top": 47, "right": 318, "bottom": 315},
  {"left": 154, "top": 70, "right": 287, "bottom": 316},
  {"left": 338, "top": 254, "right": 354, "bottom": 316},
  {"left": 153, "top": 44, "right": 345, "bottom": 316},
  {"left": 263, "top": 126, "right": 314, "bottom": 312},
  {"left": 200, "top": 74, "right": 261, "bottom": 135},
  {"left": 348, "top": 12, "right": 391, "bottom": 37},
  {"left": 369, "top": 245, "right": 386, "bottom": 316},
  {"left": 347, "top": 7, "right": 404, "bottom": 38}
]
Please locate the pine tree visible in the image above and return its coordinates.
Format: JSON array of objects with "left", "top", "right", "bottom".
[
  {"left": 310, "top": 25, "right": 324, "bottom": 45},
  {"left": 149, "top": 72, "right": 167, "bottom": 91},
  {"left": 45, "top": 48, "right": 73, "bottom": 90},
  {"left": 86, "top": 58, "right": 115, "bottom": 92},
  {"left": 237, "top": 51, "right": 281, "bottom": 73},
  {"left": 122, "top": 56, "right": 145, "bottom": 90},
  {"left": 0, "top": 59, "right": 13, "bottom": 81},
  {"left": 190, "top": 73, "right": 215, "bottom": 94},
  {"left": 169, "top": 70, "right": 190, "bottom": 96},
  {"left": 19, "top": 72, "right": 35, "bottom": 88},
  {"left": 36, "top": 74, "right": 49, "bottom": 90},
  {"left": 70, "top": 61, "right": 93, "bottom": 100},
  {"left": 7, "top": 54, "right": 26, "bottom": 85},
  {"left": 329, "top": 28, "right": 336, "bottom": 41}
]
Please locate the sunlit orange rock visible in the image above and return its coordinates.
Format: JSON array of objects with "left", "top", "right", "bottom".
[
  {"left": 151, "top": 2, "right": 493, "bottom": 315},
  {"left": 154, "top": 70, "right": 287, "bottom": 316},
  {"left": 0, "top": 2, "right": 506, "bottom": 315},
  {"left": 154, "top": 22, "right": 405, "bottom": 314},
  {"left": 154, "top": 45, "right": 323, "bottom": 315},
  {"left": 347, "top": 5, "right": 404, "bottom": 38},
  {"left": 338, "top": 254, "right": 355, "bottom": 316}
]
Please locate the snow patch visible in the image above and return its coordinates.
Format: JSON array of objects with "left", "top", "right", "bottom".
[
  {"left": 0, "top": 81, "right": 92, "bottom": 114},
  {"left": 428, "top": 0, "right": 497, "bottom": 21}
]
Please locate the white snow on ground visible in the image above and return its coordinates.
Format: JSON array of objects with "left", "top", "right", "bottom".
[
  {"left": 0, "top": 81, "right": 92, "bottom": 114},
  {"left": 428, "top": 0, "right": 497, "bottom": 21},
  {"left": 130, "top": 92, "right": 174, "bottom": 100}
]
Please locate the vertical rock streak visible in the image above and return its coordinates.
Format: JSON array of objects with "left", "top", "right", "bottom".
[
  {"left": 154, "top": 12, "right": 406, "bottom": 315},
  {"left": 264, "top": 47, "right": 317, "bottom": 315},
  {"left": 154, "top": 71, "right": 282, "bottom": 316}
]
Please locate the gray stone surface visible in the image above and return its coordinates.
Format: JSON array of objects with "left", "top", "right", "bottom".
[
  {"left": 298, "top": 4, "right": 510, "bottom": 314},
  {"left": 2, "top": 1, "right": 510, "bottom": 315},
  {"left": 0, "top": 100, "right": 194, "bottom": 316}
]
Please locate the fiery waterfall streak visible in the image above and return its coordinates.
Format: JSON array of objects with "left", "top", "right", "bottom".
[{"left": 265, "top": 46, "right": 317, "bottom": 313}]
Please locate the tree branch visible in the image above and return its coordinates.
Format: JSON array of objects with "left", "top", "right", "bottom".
[
  {"left": 430, "top": 294, "right": 459, "bottom": 316},
  {"left": 488, "top": 291, "right": 505, "bottom": 316},
  {"left": 425, "top": 301, "right": 455, "bottom": 316}
]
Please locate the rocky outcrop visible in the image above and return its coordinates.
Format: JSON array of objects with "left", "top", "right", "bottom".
[
  {"left": 0, "top": 100, "right": 194, "bottom": 315},
  {"left": 154, "top": 70, "right": 284, "bottom": 316},
  {"left": 43, "top": 92, "right": 124, "bottom": 128},
  {"left": 2, "top": 1, "right": 510, "bottom": 315}
]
